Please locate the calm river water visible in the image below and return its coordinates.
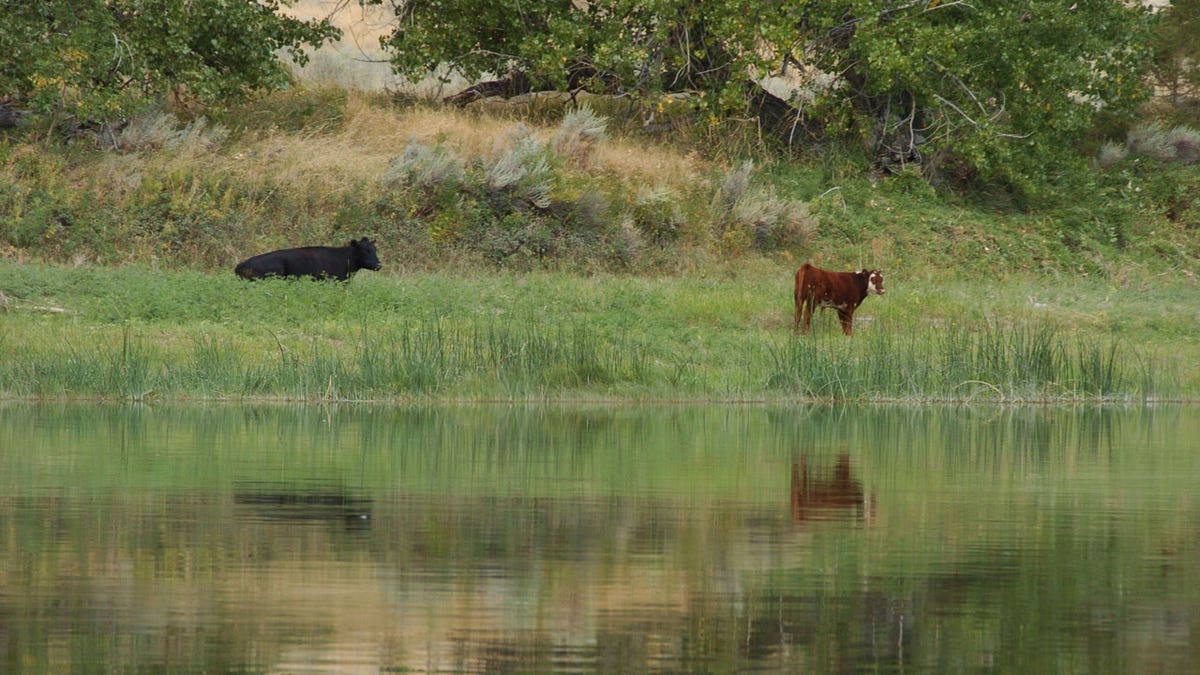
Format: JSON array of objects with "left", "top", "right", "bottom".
[{"left": 1, "top": 404, "right": 1198, "bottom": 673}]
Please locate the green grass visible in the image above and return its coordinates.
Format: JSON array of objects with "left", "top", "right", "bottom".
[{"left": 1, "top": 261, "right": 1194, "bottom": 402}]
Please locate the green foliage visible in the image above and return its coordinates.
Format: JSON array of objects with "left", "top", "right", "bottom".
[
  {"left": 0, "top": 0, "right": 340, "bottom": 133},
  {"left": 821, "top": 1, "right": 1149, "bottom": 178},
  {"left": 366, "top": 0, "right": 1151, "bottom": 183},
  {"left": 2, "top": 89, "right": 1196, "bottom": 279},
  {"left": 0, "top": 144, "right": 318, "bottom": 266}
]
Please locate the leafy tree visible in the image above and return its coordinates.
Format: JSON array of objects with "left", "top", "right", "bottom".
[
  {"left": 0, "top": 0, "right": 340, "bottom": 135},
  {"left": 807, "top": 1, "right": 1152, "bottom": 183},
  {"left": 366, "top": 0, "right": 1151, "bottom": 184}
]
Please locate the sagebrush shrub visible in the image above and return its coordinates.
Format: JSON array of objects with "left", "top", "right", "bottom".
[
  {"left": 1096, "top": 142, "right": 1128, "bottom": 168},
  {"left": 553, "top": 106, "right": 608, "bottom": 167},
  {"left": 382, "top": 139, "right": 465, "bottom": 190},
  {"left": 487, "top": 124, "right": 554, "bottom": 209},
  {"left": 119, "top": 110, "right": 228, "bottom": 153},
  {"left": 1124, "top": 123, "right": 1200, "bottom": 164},
  {"left": 710, "top": 161, "right": 816, "bottom": 252},
  {"left": 631, "top": 186, "right": 683, "bottom": 246}
]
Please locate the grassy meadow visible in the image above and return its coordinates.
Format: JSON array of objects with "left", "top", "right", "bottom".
[{"left": 0, "top": 259, "right": 1194, "bottom": 402}]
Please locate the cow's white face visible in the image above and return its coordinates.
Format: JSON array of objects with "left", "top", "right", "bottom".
[{"left": 865, "top": 270, "right": 885, "bottom": 295}]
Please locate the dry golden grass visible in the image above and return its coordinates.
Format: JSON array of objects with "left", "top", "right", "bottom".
[
  {"left": 277, "top": 2, "right": 713, "bottom": 191},
  {"left": 595, "top": 143, "right": 709, "bottom": 191},
  {"left": 148, "top": 92, "right": 717, "bottom": 199}
]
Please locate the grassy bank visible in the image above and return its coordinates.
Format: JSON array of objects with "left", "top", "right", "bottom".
[
  {"left": 2, "top": 89, "right": 1197, "bottom": 279},
  {"left": 1, "top": 261, "right": 1194, "bottom": 402},
  {"left": 2, "top": 86, "right": 1198, "bottom": 403}
]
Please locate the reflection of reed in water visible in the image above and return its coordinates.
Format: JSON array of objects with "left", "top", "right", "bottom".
[
  {"left": 790, "top": 454, "right": 874, "bottom": 525},
  {"left": 233, "top": 481, "right": 372, "bottom": 530}
]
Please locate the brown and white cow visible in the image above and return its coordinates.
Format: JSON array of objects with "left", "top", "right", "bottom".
[{"left": 793, "top": 263, "right": 884, "bottom": 335}]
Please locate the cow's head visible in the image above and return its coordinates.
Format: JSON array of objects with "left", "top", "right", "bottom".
[
  {"left": 862, "top": 269, "right": 884, "bottom": 295},
  {"left": 351, "top": 237, "right": 382, "bottom": 271}
]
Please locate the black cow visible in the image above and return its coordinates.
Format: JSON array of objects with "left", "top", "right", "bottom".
[{"left": 234, "top": 238, "right": 382, "bottom": 281}]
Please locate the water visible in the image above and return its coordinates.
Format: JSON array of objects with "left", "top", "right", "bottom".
[{"left": 2, "top": 404, "right": 1198, "bottom": 673}]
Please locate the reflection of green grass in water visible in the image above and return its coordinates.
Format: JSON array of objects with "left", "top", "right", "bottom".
[
  {"left": 4, "top": 404, "right": 1197, "bottom": 603},
  {"left": 5, "top": 404, "right": 1196, "bottom": 496},
  {"left": 4, "top": 406, "right": 1196, "bottom": 672},
  {"left": 0, "top": 262, "right": 1192, "bottom": 401}
]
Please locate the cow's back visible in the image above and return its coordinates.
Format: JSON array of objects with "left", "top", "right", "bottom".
[
  {"left": 794, "top": 263, "right": 814, "bottom": 302},
  {"left": 235, "top": 246, "right": 349, "bottom": 280},
  {"left": 795, "top": 263, "right": 830, "bottom": 303},
  {"left": 282, "top": 247, "right": 352, "bottom": 280},
  {"left": 235, "top": 251, "right": 289, "bottom": 279}
]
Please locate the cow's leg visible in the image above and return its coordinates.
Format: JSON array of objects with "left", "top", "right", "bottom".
[
  {"left": 801, "top": 299, "right": 814, "bottom": 335},
  {"left": 790, "top": 457, "right": 808, "bottom": 520},
  {"left": 837, "top": 308, "right": 854, "bottom": 335}
]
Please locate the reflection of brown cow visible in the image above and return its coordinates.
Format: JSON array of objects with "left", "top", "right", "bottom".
[
  {"left": 790, "top": 454, "right": 873, "bottom": 524},
  {"left": 793, "top": 263, "right": 884, "bottom": 335}
]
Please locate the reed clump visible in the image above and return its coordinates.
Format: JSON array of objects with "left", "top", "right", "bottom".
[
  {"left": 0, "top": 317, "right": 1172, "bottom": 403},
  {"left": 0, "top": 319, "right": 659, "bottom": 402},
  {"left": 765, "top": 324, "right": 1169, "bottom": 403}
]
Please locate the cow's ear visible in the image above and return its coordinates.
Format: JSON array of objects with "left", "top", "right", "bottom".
[{"left": 349, "top": 239, "right": 359, "bottom": 248}]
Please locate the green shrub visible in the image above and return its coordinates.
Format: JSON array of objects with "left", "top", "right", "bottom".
[{"left": 630, "top": 186, "right": 684, "bottom": 247}]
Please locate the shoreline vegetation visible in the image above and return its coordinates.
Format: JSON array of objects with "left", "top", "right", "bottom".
[
  {"left": 0, "top": 262, "right": 1193, "bottom": 404},
  {"left": 2, "top": 85, "right": 1198, "bottom": 406}
]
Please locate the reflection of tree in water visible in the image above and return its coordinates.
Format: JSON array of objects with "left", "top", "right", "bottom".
[{"left": 415, "top": 455, "right": 897, "bottom": 673}]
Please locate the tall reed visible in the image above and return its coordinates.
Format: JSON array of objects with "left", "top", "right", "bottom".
[
  {"left": 765, "top": 323, "right": 1165, "bottom": 402},
  {"left": 0, "top": 317, "right": 1173, "bottom": 403}
]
